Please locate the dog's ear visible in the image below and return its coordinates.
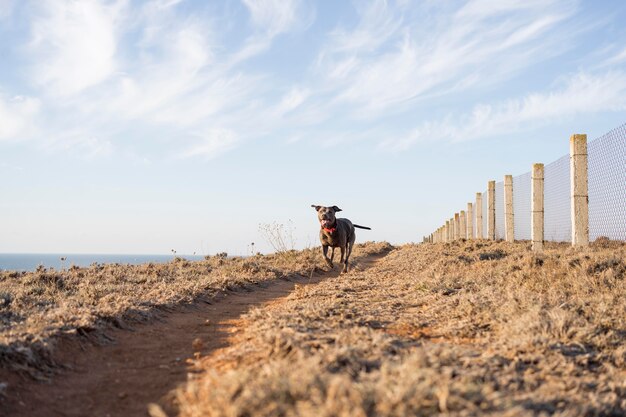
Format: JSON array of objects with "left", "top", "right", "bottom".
[
  {"left": 311, "top": 204, "right": 322, "bottom": 211},
  {"left": 331, "top": 206, "right": 342, "bottom": 212}
]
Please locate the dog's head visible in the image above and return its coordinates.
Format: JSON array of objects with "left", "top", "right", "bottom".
[{"left": 311, "top": 205, "right": 342, "bottom": 228}]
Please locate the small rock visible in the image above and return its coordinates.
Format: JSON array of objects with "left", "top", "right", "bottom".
[
  {"left": 192, "top": 338, "right": 204, "bottom": 351},
  {"left": 147, "top": 403, "right": 169, "bottom": 417}
]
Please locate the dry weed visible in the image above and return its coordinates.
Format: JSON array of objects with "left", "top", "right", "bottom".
[{"left": 177, "top": 240, "right": 626, "bottom": 416}]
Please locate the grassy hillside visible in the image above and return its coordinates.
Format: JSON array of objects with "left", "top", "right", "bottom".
[
  {"left": 176, "top": 240, "right": 626, "bottom": 416},
  {"left": 0, "top": 242, "right": 392, "bottom": 376}
]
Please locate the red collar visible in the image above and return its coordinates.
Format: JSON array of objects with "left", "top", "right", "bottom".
[{"left": 322, "top": 220, "right": 337, "bottom": 234}]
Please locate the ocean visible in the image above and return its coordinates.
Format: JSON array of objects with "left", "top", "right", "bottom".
[{"left": 0, "top": 253, "right": 208, "bottom": 272}]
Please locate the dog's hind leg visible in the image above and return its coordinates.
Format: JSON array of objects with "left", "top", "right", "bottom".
[{"left": 342, "top": 236, "right": 355, "bottom": 273}]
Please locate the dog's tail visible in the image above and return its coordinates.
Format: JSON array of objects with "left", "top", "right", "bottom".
[{"left": 353, "top": 224, "right": 371, "bottom": 230}]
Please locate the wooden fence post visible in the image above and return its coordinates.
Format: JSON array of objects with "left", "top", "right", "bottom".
[
  {"left": 450, "top": 218, "right": 454, "bottom": 241},
  {"left": 445, "top": 220, "right": 450, "bottom": 242},
  {"left": 467, "top": 202, "right": 474, "bottom": 239},
  {"left": 570, "top": 134, "right": 589, "bottom": 247},
  {"left": 504, "top": 175, "right": 514, "bottom": 242},
  {"left": 476, "top": 192, "right": 483, "bottom": 238},
  {"left": 488, "top": 181, "right": 496, "bottom": 240},
  {"left": 460, "top": 210, "right": 467, "bottom": 239},
  {"left": 454, "top": 213, "right": 460, "bottom": 240},
  {"left": 532, "top": 163, "right": 544, "bottom": 252}
]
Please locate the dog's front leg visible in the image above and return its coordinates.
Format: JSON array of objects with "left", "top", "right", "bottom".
[
  {"left": 339, "top": 246, "right": 346, "bottom": 272},
  {"left": 322, "top": 245, "right": 333, "bottom": 268}
]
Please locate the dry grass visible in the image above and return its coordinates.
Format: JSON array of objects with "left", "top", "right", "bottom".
[
  {"left": 176, "top": 240, "right": 626, "bottom": 417},
  {"left": 0, "top": 242, "right": 391, "bottom": 376}
]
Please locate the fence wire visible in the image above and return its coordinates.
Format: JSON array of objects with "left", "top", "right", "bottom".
[
  {"left": 495, "top": 181, "right": 505, "bottom": 239},
  {"left": 588, "top": 123, "right": 626, "bottom": 241},
  {"left": 543, "top": 154, "right": 571, "bottom": 242},
  {"left": 482, "top": 190, "right": 488, "bottom": 238},
  {"left": 513, "top": 171, "right": 531, "bottom": 240},
  {"left": 440, "top": 122, "right": 624, "bottom": 243}
]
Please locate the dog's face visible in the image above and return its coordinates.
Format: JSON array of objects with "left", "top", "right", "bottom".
[{"left": 311, "top": 205, "right": 342, "bottom": 228}]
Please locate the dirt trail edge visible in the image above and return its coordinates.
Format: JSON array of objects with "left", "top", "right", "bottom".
[{"left": 1, "top": 252, "right": 388, "bottom": 417}]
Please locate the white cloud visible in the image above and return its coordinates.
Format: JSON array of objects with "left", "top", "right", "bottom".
[
  {"left": 103, "top": 22, "right": 214, "bottom": 122},
  {"left": 242, "top": 0, "right": 304, "bottom": 36},
  {"left": 274, "top": 87, "right": 311, "bottom": 116},
  {"left": 602, "top": 46, "right": 626, "bottom": 67},
  {"left": 0, "top": 94, "right": 40, "bottom": 141},
  {"left": 179, "top": 128, "right": 238, "bottom": 159},
  {"left": 317, "top": 0, "right": 576, "bottom": 116},
  {"left": 4, "top": 0, "right": 620, "bottom": 162},
  {"left": 29, "top": 0, "right": 125, "bottom": 96},
  {"left": 380, "top": 71, "right": 626, "bottom": 150},
  {"left": 39, "top": 128, "right": 114, "bottom": 158},
  {"left": 232, "top": 0, "right": 314, "bottom": 65}
]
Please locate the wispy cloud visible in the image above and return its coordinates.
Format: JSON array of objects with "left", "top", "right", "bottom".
[
  {"left": 231, "top": 0, "right": 314, "bottom": 65},
  {"left": 2, "top": 0, "right": 624, "bottom": 162},
  {"left": 602, "top": 46, "right": 626, "bottom": 67},
  {"left": 28, "top": 0, "right": 125, "bottom": 96},
  {"left": 380, "top": 71, "right": 626, "bottom": 150},
  {"left": 39, "top": 129, "right": 114, "bottom": 158},
  {"left": 178, "top": 128, "right": 239, "bottom": 159},
  {"left": 18, "top": 1, "right": 271, "bottom": 159},
  {"left": 0, "top": 94, "right": 40, "bottom": 141},
  {"left": 242, "top": 0, "right": 307, "bottom": 36},
  {"left": 317, "top": 0, "right": 577, "bottom": 115}
]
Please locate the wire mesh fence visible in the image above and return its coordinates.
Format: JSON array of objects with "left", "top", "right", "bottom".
[
  {"left": 544, "top": 154, "right": 571, "bottom": 242},
  {"left": 495, "top": 181, "right": 505, "bottom": 240},
  {"left": 482, "top": 190, "right": 488, "bottom": 238},
  {"left": 430, "top": 122, "right": 626, "bottom": 244},
  {"left": 513, "top": 171, "right": 531, "bottom": 240},
  {"left": 588, "top": 123, "right": 626, "bottom": 241}
]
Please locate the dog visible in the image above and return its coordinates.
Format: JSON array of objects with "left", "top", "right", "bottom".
[{"left": 311, "top": 205, "right": 371, "bottom": 273}]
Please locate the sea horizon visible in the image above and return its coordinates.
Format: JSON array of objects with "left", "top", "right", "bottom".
[{"left": 0, "top": 253, "right": 209, "bottom": 272}]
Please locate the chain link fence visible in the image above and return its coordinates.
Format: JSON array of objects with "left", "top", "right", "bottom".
[
  {"left": 513, "top": 171, "right": 531, "bottom": 240},
  {"left": 482, "top": 190, "right": 488, "bottom": 238},
  {"left": 588, "top": 123, "right": 626, "bottom": 241},
  {"left": 495, "top": 181, "right": 505, "bottom": 240},
  {"left": 544, "top": 154, "right": 571, "bottom": 242},
  {"left": 431, "top": 122, "right": 625, "bottom": 243}
]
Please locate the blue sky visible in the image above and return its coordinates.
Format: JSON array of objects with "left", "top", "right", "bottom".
[{"left": 1, "top": 0, "right": 625, "bottom": 255}]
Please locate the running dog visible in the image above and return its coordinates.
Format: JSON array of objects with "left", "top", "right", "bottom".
[{"left": 311, "top": 205, "right": 371, "bottom": 273}]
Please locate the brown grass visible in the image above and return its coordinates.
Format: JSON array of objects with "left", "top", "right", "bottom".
[
  {"left": 176, "top": 240, "right": 626, "bottom": 416},
  {"left": 0, "top": 242, "right": 392, "bottom": 376}
]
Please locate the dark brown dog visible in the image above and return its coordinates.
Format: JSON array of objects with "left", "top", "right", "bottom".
[{"left": 311, "top": 205, "right": 371, "bottom": 273}]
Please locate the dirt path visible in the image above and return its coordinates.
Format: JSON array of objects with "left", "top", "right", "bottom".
[{"left": 1, "top": 253, "right": 386, "bottom": 417}]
